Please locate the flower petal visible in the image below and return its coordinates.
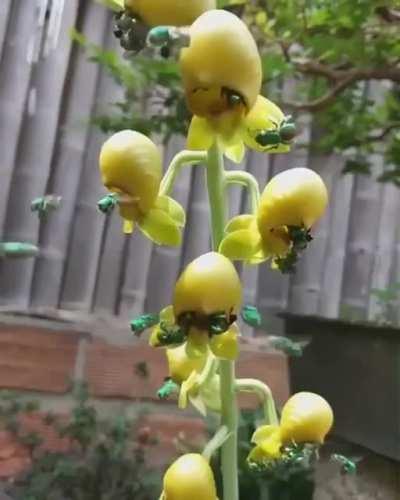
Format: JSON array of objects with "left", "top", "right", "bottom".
[
  {"left": 225, "top": 214, "right": 256, "bottom": 233},
  {"left": 123, "top": 219, "right": 135, "bottom": 234},
  {"left": 210, "top": 324, "right": 239, "bottom": 360},
  {"left": 155, "top": 195, "right": 186, "bottom": 227},
  {"left": 219, "top": 229, "right": 261, "bottom": 261},
  {"left": 187, "top": 116, "right": 215, "bottom": 151},
  {"left": 225, "top": 140, "right": 245, "bottom": 164},
  {"left": 160, "top": 305, "right": 175, "bottom": 323},
  {"left": 251, "top": 425, "right": 279, "bottom": 445},
  {"left": 178, "top": 371, "right": 199, "bottom": 409},
  {"left": 139, "top": 209, "right": 182, "bottom": 246}
]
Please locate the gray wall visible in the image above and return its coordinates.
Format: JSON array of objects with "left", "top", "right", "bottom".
[{"left": 1, "top": 0, "right": 399, "bottom": 331}]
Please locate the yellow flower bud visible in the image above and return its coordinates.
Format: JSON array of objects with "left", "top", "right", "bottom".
[
  {"left": 280, "top": 392, "right": 334, "bottom": 445},
  {"left": 162, "top": 453, "right": 218, "bottom": 500},
  {"left": 173, "top": 252, "right": 242, "bottom": 318},
  {"left": 180, "top": 10, "right": 262, "bottom": 118},
  {"left": 99, "top": 130, "right": 162, "bottom": 215},
  {"left": 209, "top": 323, "right": 239, "bottom": 360},
  {"left": 124, "top": 0, "right": 216, "bottom": 27},
  {"left": 258, "top": 168, "right": 328, "bottom": 232}
]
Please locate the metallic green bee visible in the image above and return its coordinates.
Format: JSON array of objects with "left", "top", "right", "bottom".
[
  {"left": 0, "top": 242, "right": 39, "bottom": 259},
  {"left": 31, "top": 195, "right": 62, "bottom": 219},
  {"left": 255, "top": 115, "right": 297, "bottom": 150}
]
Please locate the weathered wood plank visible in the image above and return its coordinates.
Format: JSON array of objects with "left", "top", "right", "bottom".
[
  {"left": 31, "top": 2, "right": 111, "bottom": 309},
  {"left": 0, "top": 0, "right": 79, "bottom": 307},
  {"left": 0, "top": 1, "right": 36, "bottom": 237},
  {"left": 0, "top": 0, "right": 12, "bottom": 61}
]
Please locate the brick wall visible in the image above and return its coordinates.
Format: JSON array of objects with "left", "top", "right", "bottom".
[{"left": 0, "top": 314, "right": 290, "bottom": 478}]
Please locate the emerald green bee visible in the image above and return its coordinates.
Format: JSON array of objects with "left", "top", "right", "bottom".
[{"left": 255, "top": 115, "right": 297, "bottom": 150}]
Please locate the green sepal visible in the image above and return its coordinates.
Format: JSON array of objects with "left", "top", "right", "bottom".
[
  {"left": 157, "top": 379, "right": 179, "bottom": 400},
  {"left": 241, "top": 305, "right": 262, "bottom": 327},
  {"left": 130, "top": 313, "right": 160, "bottom": 336}
]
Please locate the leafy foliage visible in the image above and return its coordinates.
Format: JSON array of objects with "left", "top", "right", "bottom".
[{"left": 1, "top": 384, "right": 160, "bottom": 500}]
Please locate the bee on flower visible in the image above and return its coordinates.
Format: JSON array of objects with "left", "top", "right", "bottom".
[
  {"left": 98, "top": 130, "right": 185, "bottom": 245},
  {"left": 180, "top": 10, "right": 296, "bottom": 162},
  {"left": 248, "top": 392, "right": 334, "bottom": 463},
  {"left": 150, "top": 252, "right": 242, "bottom": 360},
  {"left": 219, "top": 167, "right": 328, "bottom": 272},
  {"left": 149, "top": 252, "right": 243, "bottom": 415}
]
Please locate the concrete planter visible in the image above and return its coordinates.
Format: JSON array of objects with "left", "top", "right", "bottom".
[{"left": 280, "top": 313, "right": 400, "bottom": 461}]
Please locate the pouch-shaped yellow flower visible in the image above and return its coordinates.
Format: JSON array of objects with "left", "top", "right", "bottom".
[
  {"left": 99, "top": 130, "right": 186, "bottom": 244},
  {"left": 248, "top": 392, "right": 333, "bottom": 463},
  {"left": 173, "top": 251, "right": 242, "bottom": 318},
  {"left": 161, "top": 454, "right": 218, "bottom": 500},
  {"left": 125, "top": 0, "right": 216, "bottom": 27},
  {"left": 279, "top": 391, "right": 334, "bottom": 445},
  {"left": 258, "top": 167, "right": 328, "bottom": 231},
  {"left": 180, "top": 9, "right": 262, "bottom": 118}
]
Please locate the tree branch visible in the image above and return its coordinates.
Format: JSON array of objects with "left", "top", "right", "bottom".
[{"left": 283, "top": 65, "right": 400, "bottom": 112}]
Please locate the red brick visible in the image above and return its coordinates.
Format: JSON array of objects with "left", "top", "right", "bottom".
[
  {"left": 0, "top": 323, "right": 79, "bottom": 393},
  {"left": 85, "top": 341, "right": 168, "bottom": 400},
  {"left": 0, "top": 431, "right": 31, "bottom": 479},
  {"left": 19, "top": 413, "right": 72, "bottom": 454}
]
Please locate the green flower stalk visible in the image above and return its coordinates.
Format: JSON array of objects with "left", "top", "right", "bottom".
[{"left": 95, "top": 5, "right": 337, "bottom": 500}]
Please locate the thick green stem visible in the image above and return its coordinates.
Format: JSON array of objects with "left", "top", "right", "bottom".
[
  {"left": 205, "top": 142, "right": 239, "bottom": 500},
  {"left": 160, "top": 150, "right": 207, "bottom": 196},
  {"left": 224, "top": 170, "right": 261, "bottom": 213},
  {"left": 235, "top": 378, "right": 279, "bottom": 426}
]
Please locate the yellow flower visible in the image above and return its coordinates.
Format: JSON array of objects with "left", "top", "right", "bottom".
[
  {"left": 166, "top": 340, "right": 208, "bottom": 385},
  {"left": 187, "top": 95, "right": 292, "bottom": 163},
  {"left": 173, "top": 252, "right": 242, "bottom": 318},
  {"left": 149, "top": 253, "right": 241, "bottom": 360},
  {"left": 178, "top": 365, "right": 221, "bottom": 415},
  {"left": 258, "top": 167, "right": 328, "bottom": 230},
  {"left": 124, "top": 0, "right": 216, "bottom": 27},
  {"left": 161, "top": 454, "right": 218, "bottom": 500},
  {"left": 219, "top": 168, "right": 328, "bottom": 266},
  {"left": 181, "top": 10, "right": 262, "bottom": 118},
  {"left": 99, "top": 130, "right": 185, "bottom": 244},
  {"left": 248, "top": 392, "right": 334, "bottom": 463}
]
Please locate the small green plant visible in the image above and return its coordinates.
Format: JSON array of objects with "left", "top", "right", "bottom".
[
  {"left": 370, "top": 282, "right": 400, "bottom": 326},
  {"left": 1, "top": 384, "right": 160, "bottom": 500}
]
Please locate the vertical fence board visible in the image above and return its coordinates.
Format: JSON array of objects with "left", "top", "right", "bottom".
[
  {"left": 0, "top": 0, "right": 79, "bottom": 308},
  {"left": 31, "top": 2, "right": 110, "bottom": 309},
  {"left": 0, "top": 0, "right": 12, "bottom": 61},
  {"left": 0, "top": 2, "right": 36, "bottom": 238}
]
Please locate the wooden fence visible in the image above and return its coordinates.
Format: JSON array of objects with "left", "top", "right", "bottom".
[{"left": 1, "top": 0, "right": 399, "bottom": 332}]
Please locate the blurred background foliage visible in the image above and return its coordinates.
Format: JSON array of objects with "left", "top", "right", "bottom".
[{"left": 76, "top": 0, "right": 400, "bottom": 184}]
